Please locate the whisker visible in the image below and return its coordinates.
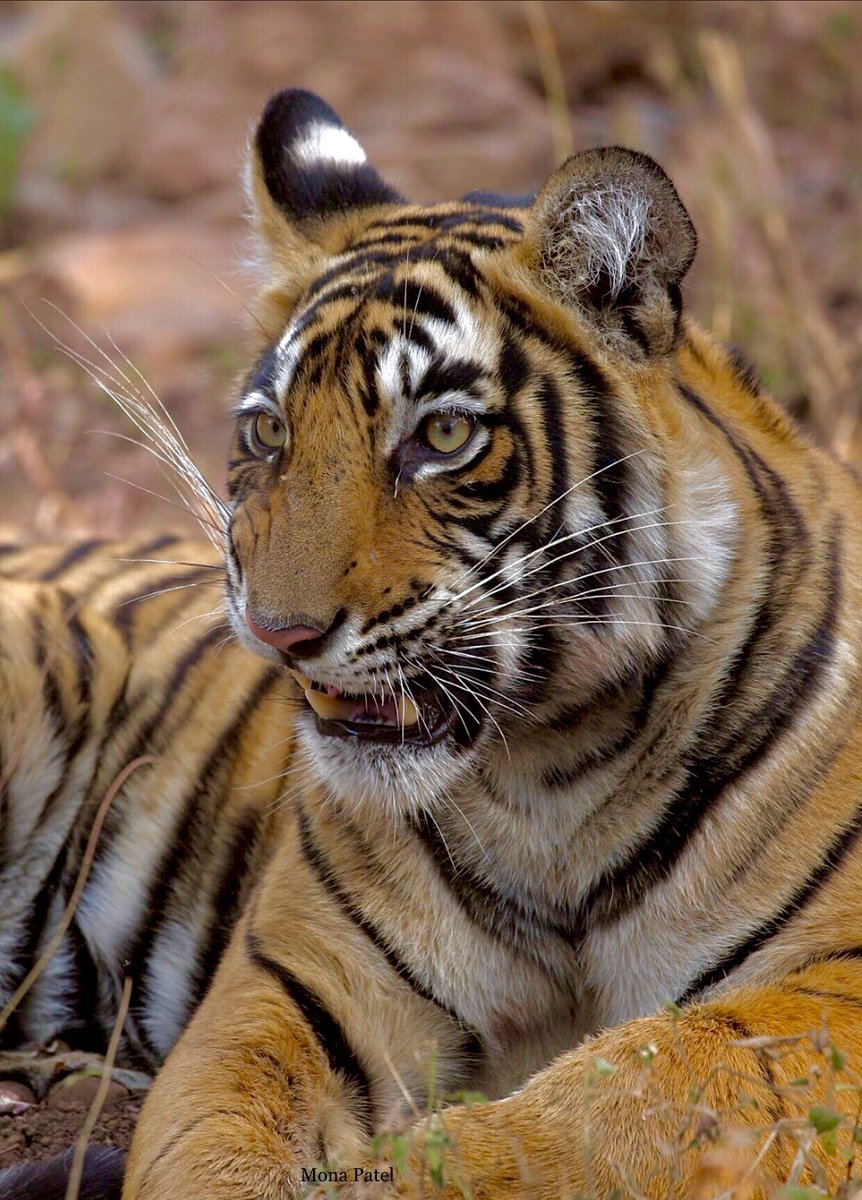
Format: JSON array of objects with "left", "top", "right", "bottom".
[
  {"left": 165, "top": 610, "right": 229, "bottom": 638},
  {"left": 117, "top": 579, "right": 224, "bottom": 608},
  {"left": 36, "top": 303, "right": 229, "bottom": 547},
  {"left": 407, "top": 661, "right": 474, "bottom": 741},
  {"left": 427, "top": 666, "right": 514, "bottom": 755},
  {"left": 436, "top": 788, "right": 491, "bottom": 864},
  {"left": 176, "top": 252, "right": 274, "bottom": 342},
  {"left": 430, "top": 649, "right": 540, "bottom": 684},
  {"left": 115, "top": 557, "right": 225, "bottom": 572},
  {"left": 427, "top": 662, "right": 534, "bottom": 720},
  {"left": 456, "top": 556, "right": 700, "bottom": 631},
  {"left": 458, "top": 577, "right": 697, "bottom": 630},
  {"left": 446, "top": 450, "right": 648, "bottom": 592},
  {"left": 456, "top": 515, "right": 694, "bottom": 616},
  {"left": 447, "top": 505, "right": 666, "bottom": 611},
  {"left": 104, "top": 470, "right": 226, "bottom": 537}
]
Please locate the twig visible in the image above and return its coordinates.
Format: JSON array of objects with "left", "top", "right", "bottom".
[{"left": 65, "top": 974, "right": 134, "bottom": 1200}]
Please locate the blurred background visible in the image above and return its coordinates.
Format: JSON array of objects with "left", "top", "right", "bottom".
[{"left": 0, "top": 0, "right": 859, "bottom": 538}]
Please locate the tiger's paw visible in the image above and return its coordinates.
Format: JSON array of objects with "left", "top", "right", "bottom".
[
  {"left": 0, "top": 1042, "right": 152, "bottom": 1112},
  {"left": 308, "top": 1101, "right": 567, "bottom": 1200}
]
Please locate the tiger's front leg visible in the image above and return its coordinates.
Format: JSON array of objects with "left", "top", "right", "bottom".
[
  {"left": 371, "top": 963, "right": 862, "bottom": 1200},
  {"left": 123, "top": 911, "right": 370, "bottom": 1200}
]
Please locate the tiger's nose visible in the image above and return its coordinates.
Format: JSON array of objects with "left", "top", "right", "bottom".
[{"left": 245, "top": 608, "right": 325, "bottom": 657}]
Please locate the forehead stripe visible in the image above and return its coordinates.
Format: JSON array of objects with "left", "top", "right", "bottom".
[{"left": 396, "top": 281, "right": 457, "bottom": 326}]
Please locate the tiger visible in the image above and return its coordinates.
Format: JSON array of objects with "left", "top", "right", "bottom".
[{"left": 2, "top": 86, "right": 862, "bottom": 1200}]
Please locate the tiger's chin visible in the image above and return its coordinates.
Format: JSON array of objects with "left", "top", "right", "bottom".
[{"left": 294, "top": 696, "right": 486, "bottom": 817}]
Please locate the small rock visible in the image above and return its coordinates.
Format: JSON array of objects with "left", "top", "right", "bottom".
[
  {"left": 43, "top": 1038, "right": 71, "bottom": 1055},
  {"left": 47, "top": 1073, "right": 129, "bottom": 1109},
  {"left": 0, "top": 1080, "right": 37, "bottom": 1114}
]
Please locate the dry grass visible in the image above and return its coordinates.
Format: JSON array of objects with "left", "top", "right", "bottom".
[{"left": 342, "top": 1019, "right": 862, "bottom": 1199}]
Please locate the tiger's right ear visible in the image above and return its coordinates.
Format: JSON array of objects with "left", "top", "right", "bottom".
[{"left": 246, "top": 89, "right": 402, "bottom": 285}]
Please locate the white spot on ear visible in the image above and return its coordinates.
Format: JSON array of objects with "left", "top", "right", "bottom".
[{"left": 292, "top": 124, "right": 367, "bottom": 168}]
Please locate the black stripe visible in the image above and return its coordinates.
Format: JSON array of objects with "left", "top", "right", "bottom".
[
  {"left": 40, "top": 538, "right": 106, "bottom": 582},
  {"left": 354, "top": 332, "right": 380, "bottom": 417},
  {"left": 123, "top": 671, "right": 278, "bottom": 1050},
  {"left": 65, "top": 920, "right": 105, "bottom": 1050},
  {"left": 725, "top": 344, "right": 762, "bottom": 394},
  {"left": 416, "top": 358, "right": 486, "bottom": 401},
  {"left": 33, "top": 609, "right": 65, "bottom": 732},
  {"left": 679, "top": 801, "right": 862, "bottom": 1003},
  {"left": 501, "top": 297, "right": 629, "bottom": 539},
  {"left": 706, "top": 1012, "right": 783, "bottom": 1120},
  {"left": 368, "top": 210, "right": 524, "bottom": 235},
  {"left": 498, "top": 330, "right": 529, "bottom": 399},
  {"left": 86, "top": 625, "right": 245, "bottom": 889},
  {"left": 409, "top": 810, "right": 569, "bottom": 954},
  {"left": 245, "top": 928, "right": 372, "bottom": 1131},
  {"left": 804, "top": 947, "right": 862, "bottom": 966},
  {"left": 395, "top": 282, "right": 457, "bottom": 327},
  {"left": 537, "top": 375, "right": 569, "bottom": 522},
  {"left": 582, "top": 526, "right": 840, "bottom": 932},
  {"left": 190, "top": 808, "right": 266, "bottom": 1008},
  {"left": 351, "top": 231, "right": 424, "bottom": 251},
  {"left": 454, "top": 448, "right": 521, "bottom": 503},
  {"left": 573, "top": 389, "right": 822, "bottom": 928},
  {"left": 111, "top": 565, "right": 218, "bottom": 639},
  {"left": 436, "top": 250, "right": 482, "bottom": 299},
  {"left": 132, "top": 534, "right": 182, "bottom": 558},
  {"left": 0, "top": 850, "right": 68, "bottom": 1046},
  {"left": 298, "top": 808, "right": 482, "bottom": 1061},
  {"left": 245, "top": 343, "right": 279, "bottom": 398},
  {"left": 791, "top": 986, "right": 862, "bottom": 1013},
  {"left": 567, "top": 349, "right": 629, "bottom": 537}
]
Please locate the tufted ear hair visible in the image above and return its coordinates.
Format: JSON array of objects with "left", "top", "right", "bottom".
[
  {"left": 246, "top": 89, "right": 402, "bottom": 285},
  {"left": 522, "top": 147, "right": 696, "bottom": 357}
]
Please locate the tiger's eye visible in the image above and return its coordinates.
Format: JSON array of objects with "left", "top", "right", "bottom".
[
  {"left": 422, "top": 413, "right": 475, "bottom": 454},
  {"left": 252, "top": 412, "right": 286, "bottom": 453}
]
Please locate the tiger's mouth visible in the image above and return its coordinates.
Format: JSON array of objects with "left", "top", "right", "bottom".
[{"left": 289, "top": 670, "right": 459, "bottom": 747}]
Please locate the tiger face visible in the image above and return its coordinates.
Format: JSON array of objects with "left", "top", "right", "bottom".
[{"left": 225, "top": 90, "right": 732, "bottom": 811}]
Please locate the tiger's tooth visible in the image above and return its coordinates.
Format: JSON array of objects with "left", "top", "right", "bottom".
[
  {"left": 292, "top": 670, "right": 312, "bottom": 689},
  {"left": 304, "top": 688, "right": 354, "bottom": 721},
  {"left": 396, "top": 696, "right": 419, "bottom": 726}
]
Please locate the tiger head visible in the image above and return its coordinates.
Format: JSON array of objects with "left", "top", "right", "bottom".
[{"left": 226, "top": 89, "right": 735, "bottom": 812}]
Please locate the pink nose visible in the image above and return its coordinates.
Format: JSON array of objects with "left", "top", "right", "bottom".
[{"left": 245, "top": 608, "right": 324, "bottom": 656}]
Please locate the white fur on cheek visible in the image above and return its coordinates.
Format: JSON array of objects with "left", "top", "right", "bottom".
[{"left": 292, "top": 124, "right": 367, "bottom": 167}]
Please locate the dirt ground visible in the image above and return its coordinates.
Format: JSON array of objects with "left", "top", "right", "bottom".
[
  {"left": 0, "top": 1093, "right": 142, "bottom": 1165},
  {"left": 0, "top": 0, "right": 860, "bottom": 1177}
]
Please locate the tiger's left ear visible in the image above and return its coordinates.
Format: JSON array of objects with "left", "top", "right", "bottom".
[
  {"left": 521, "top": 147, "right": 696, "bottom": 357},
  {"left": 246, "top": 89, "right": 402, "bottom": 289}
]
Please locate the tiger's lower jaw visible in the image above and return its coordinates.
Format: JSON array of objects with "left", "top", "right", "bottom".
[
  {"left": 293, "top": 672, "right": 477, "bottom": 750},
  {"left": 311, "top": 702, "right": 460, "bottom": 748},
  {"left": 298, "top": 709, "right": 486, "bottom": 813}
]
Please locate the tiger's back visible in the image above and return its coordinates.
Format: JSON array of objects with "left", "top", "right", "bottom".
[{"left": 0, "top": 535, "right": 295, "bottom": 1062}]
